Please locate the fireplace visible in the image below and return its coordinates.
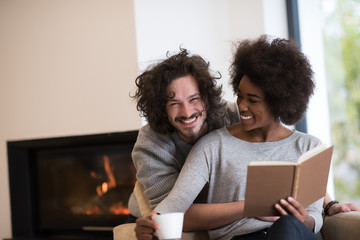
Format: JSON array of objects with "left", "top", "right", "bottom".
[{"left": 7, "top": 130, "right": 138, "bottom": 239}]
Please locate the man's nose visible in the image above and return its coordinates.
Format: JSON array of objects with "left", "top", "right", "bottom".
[{"left": 181, "top": 103, "right": 193, "bottom": 117}]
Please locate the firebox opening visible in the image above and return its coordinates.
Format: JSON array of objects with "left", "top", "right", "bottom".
[
  {"left": 8, "top": 130, "right": 138, "bottom": 240},
  {"left": 36, "top": 144, "right": 136, "bottom": 231}
]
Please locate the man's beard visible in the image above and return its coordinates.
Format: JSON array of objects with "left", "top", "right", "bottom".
[{"left": 175, "top": 110, "right": 207, "bottom": 143}]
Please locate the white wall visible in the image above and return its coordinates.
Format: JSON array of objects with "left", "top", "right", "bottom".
[
  {"left": 0, "top": 0, "right": 140, "bottom": 238},
  {"left": 134, "top": 0, "right": 288, "bottom": 102},
  {"left": 0, "top": 0, "right": 288, "bottom": 238}
]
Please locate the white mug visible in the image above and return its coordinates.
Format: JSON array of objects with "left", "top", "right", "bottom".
[{"left": 152, "top": 212, "right": 184, "bottom": 239}]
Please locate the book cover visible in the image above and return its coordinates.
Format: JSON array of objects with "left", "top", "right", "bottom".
[{"left": 243, "top": 144, "right": 334, "bottom": 217}]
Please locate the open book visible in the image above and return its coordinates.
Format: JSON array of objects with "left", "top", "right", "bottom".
[{"left": 243, "top": 144, "right": 334, "bottom": 217}]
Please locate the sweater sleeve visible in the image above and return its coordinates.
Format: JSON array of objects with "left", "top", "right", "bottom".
[
  {"left": 154, "top": 143, "right": 210, "bottom": 214},
  {"left": 306, "top": 198, "right": 324, "bottom": 233},
  {"left": 132, "top": 125, "right": 184, "bottom": 209},
  {"left": 297, "top": 134, "right": 324, "bottom": 233}
]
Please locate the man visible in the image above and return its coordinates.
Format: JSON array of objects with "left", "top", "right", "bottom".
[
  {"left": 129, "top": 49, "right": 359, "bottom": 239},
  {"left": 128, "top": 49, "right": 243, "bottom": 237}
]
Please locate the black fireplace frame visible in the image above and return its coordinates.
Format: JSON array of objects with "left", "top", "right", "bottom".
[{"left": 7, "top": 130, "right": 138, "bottom": 239}]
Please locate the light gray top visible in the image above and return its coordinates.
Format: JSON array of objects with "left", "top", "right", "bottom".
[
  {"left": 128, "top": 101, "right": 240, "bottom": 217},
  {"left": 154, "top": 127, "right": 324, "bottom": 239}
]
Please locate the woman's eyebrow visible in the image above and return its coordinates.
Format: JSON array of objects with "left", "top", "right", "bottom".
[{"left": 247, "top": 93, "right": 261, "bottom": 99}]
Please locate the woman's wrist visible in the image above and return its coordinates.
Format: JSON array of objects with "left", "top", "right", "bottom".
[{"left": 303, "top": 215, "right": 315, "bottom": 231}]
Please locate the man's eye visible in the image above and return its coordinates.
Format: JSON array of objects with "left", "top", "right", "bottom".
[
  {"left": 249, "top": 99, "right": 259, "bottom": 104},
  {"left": 190, "top": 98, "right": 199, "bottom": 102},
  {"left": 170, "top": 103, "right": 179, "bottom": 107}
]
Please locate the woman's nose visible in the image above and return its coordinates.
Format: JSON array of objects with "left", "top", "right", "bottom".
[{"left": 237, "top": 98, "right": 248, "bottom": 111}]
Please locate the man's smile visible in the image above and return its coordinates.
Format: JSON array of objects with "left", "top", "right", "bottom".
[{"left": 176, "top": 113, "right": 200, "bottom": 126}]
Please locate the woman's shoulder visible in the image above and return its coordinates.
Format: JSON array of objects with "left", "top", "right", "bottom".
[
  {"left": 194, "top": 127, "right": 230, "bottom": 147},
  {"left": 291, "top": 130, "right": 323, "bottom": 150}
]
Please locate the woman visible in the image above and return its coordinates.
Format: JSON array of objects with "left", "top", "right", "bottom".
[{"left": 153, "top": 35, "right": 323, "bottom": 240}]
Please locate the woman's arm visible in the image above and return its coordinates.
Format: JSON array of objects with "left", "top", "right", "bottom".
[
  {"left": 135, "top": 201, "right": 245, "bottom": 238},
  {"left": 183, "top": 201, "right": 245, "bottom": 231}
]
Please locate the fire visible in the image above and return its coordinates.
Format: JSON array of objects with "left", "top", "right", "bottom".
[
  {"left": 85, "top": 205, "right": 102, "bottom": 215},
  {"left": 87, "top": 155, "right": 130, "bottom": 215},
  {"left": 102, "top": 182, "right": 109, "bottom": 193},
  {"left": 94, "top": 155, "right": 117, "bottom": 197},
  {"left": 110, "top": 203, "right": 130, "bottom": 215},
  {"left": 96, "top": 182, "right": 109, "bottom": 197}
]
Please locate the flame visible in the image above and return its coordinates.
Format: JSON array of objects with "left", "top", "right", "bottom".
[
  {"left": 85, "top": 205, "right": 102, "bottom": 215},
  {"left": 103, "top": 155, "right": 117, "bottom": 189},
  {"left": 94, "top": 155, "right": 118, "bottom": 197},
  {"left": 101, "top": 182, "right": 109, "bottom": 193},
  {"left": 110, "top": 203, "right": 130, "bottom": 215},
  {"left": 96, "top": 182, "right": 109, "bottom": 197},
  {"left": 86, "top": 155, "right": 130, "bottom": 215}
]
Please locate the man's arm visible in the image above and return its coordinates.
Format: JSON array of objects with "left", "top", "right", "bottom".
[
  {"left": 132, "top": 126, "right": 184, "bottom": 209},
  {"left": 323, "top": 192, "right": 360, "bottom": 216}
]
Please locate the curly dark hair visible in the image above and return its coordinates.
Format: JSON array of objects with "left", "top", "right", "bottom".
[
  {"left": 229, "top": 35, "right": 315, "bottom": 125},
  {"left": 131, "top": 48, "right": 226, "bottom": 134}
]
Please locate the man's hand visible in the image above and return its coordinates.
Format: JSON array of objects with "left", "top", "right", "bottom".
[
  {"left": 134, "top": 212, "right": 159, "bottom": 240},
  {"left": 327, "top": 202, "right": 360, "bottom": 216}
]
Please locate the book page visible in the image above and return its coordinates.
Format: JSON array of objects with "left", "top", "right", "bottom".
[
  {"left": 249, "top": 161, "right": 296, "bottom": 166},
  {"left": 244, "top": 145, "right": 333, "bottom": 217},
  {"left": 244, "top": 164, "right": 295, "bottom": 217},
  {"left": 298, "top": 143, "right": 326, "bottom": 163},
  {"left": 295, "top": 146, "right": 334, "bottom": 207}
]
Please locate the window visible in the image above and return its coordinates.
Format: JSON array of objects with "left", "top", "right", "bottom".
[{"left": 298, "top": 0, "right": 360, "bottom": 204}]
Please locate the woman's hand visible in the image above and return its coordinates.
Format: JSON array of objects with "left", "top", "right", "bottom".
[
  {"left": 274, "top": 197, "right": 314, "bottom": 230},
  {"left": 134, "top": 211, "right": 159, "bottom": 240},
  {"left": 327, "top": 202, "right": 360, "bottom": 216}
]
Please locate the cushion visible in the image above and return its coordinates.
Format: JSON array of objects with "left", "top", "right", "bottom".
[{"left": 321, "top": 211, "right": 360, "bottom": 240}]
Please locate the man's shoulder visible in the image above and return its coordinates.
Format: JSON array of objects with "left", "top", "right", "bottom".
[
  {"left": 137, "top": 124, "right": 173, "bottom": 143},
  {"left": 132, "top": 125, "right": 178, "bottom": 163}
]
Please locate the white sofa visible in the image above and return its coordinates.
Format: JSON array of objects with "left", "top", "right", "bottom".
[
  {"left": 113, "top": 181, "right": 208, "bottom": 240},
  {"left": 113, "top": 182, "right": 360, "bottom": 240}
]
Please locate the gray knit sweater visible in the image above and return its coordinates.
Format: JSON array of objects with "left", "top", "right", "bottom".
[
  {"left": 128, "top": 101, "right": 240, "bottom": 217},
  {"left": 154, "top": 127, "right": 324, "bottom": 240}
]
